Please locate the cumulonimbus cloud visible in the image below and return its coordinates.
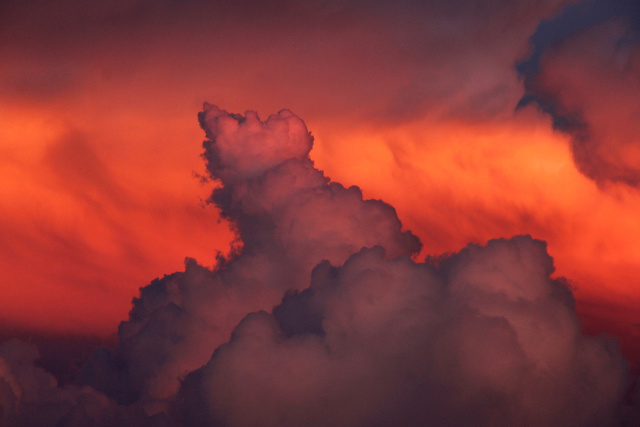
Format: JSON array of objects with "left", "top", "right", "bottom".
[
  {"left": 517, "top": 0, "right": 640, "bottom": 186},
  {"left": 80, "top": 104, "right": 421, "bottom": 409},
  {"left": 1, "top": 105, "right": 637, "bottom": 426}
]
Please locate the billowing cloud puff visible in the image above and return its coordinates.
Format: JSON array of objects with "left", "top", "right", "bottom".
[
  {"left": 517, "top": 0, "right": 640, "bottom": 186},
  {"left": 176, "top": 237, "right": 628, "bottom": 427},
  {"left": 199, "top": 104, "right": 314, "bottom": 183},
  {"left": 81, "top": 106, "right": 420, "bottom": 407}
]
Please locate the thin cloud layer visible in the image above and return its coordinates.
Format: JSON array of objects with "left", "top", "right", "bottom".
[{"left": 517, "top": 0, "right": 640, "bottom": 186}]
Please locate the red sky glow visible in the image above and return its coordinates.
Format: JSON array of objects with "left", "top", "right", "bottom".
[{"left": 1, "top": 0, "right": 639, "bottom": 425}]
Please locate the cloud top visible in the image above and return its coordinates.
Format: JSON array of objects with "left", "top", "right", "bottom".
[
  {"left": 81, "top": 105, "right": 421, "bottom": 407},
  {"left": 199, "top": 104, "right": 313, "bottom": 184}
]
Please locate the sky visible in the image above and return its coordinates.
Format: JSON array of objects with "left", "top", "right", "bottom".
[{"left": 1, "top": 0, "right": 640, "bottom": 425}]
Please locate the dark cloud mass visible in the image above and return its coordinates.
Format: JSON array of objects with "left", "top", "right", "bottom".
[
  {"left": 177, "top": 239, "right": 628, "bottom": 427},
  {"left": 517, "top": 0, "right": 640, "bottom": 186},
  {"left": 0, "top": 339, "right": 143, "bottom": 426},
  {"left": 1, "top": 105, "right": 637, "bottom": 425}
]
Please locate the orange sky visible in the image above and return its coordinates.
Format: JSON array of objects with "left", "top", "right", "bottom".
[{"left": 1, "top": 0, "right": 638, "bottom": 366}]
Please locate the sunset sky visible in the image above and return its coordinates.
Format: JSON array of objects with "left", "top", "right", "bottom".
[{"left": 1, "top": 0, "right": 640, "bottom": 425}]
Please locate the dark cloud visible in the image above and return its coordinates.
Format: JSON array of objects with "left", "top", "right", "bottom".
[
  {"left": 177, "top": 238, "right": 629, "bottom": 427},
  {"left": 0, "top": 330, "right": 111, "bottom": 388},
  {"left": 517, "top": 0, "right": 640, "bottom": 186},
  {"left": 0, "top": 339, "right": 144, "bottom": 427}
]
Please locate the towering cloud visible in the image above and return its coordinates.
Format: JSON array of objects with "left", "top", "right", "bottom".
[
  {"left": 81, "top": 105, "right": 421, "bottom": 408},
  {"left": 517, "top": 0, "right": 640, "bottom": 186},
  {"left": 82, "top": 105, "right": 632, "bottom": 426}
]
